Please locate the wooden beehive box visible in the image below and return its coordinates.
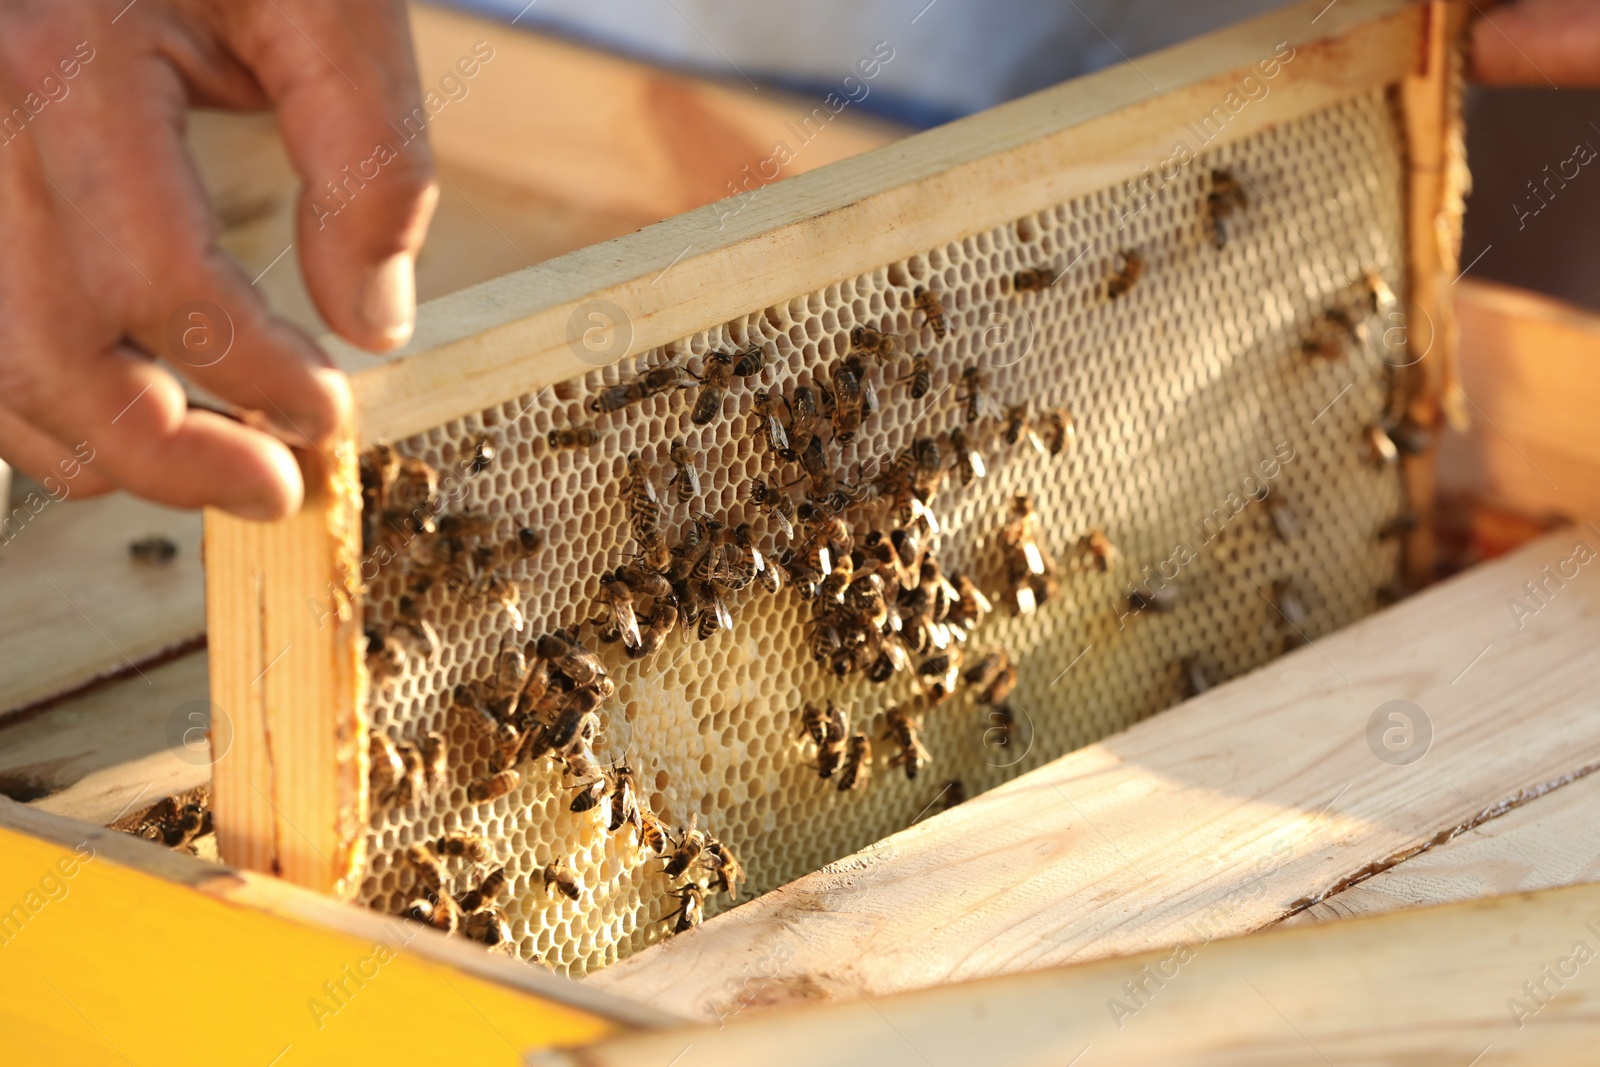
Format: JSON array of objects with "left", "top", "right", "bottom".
[{"left": 10, "top": 1, "right": 1600, "bottom": 1062}]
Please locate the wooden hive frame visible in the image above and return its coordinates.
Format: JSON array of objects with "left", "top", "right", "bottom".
[{"left": 204, "top": 0, "right": 1470, "bottom": 902}]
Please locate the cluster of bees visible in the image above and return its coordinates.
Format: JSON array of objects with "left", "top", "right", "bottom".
[{"left": 347, "top": 169, "right": 1422, "bottom": 960}]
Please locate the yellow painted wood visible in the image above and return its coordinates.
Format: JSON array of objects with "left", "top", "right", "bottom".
[{"left": 0, "top": 819, "right": 638, "bottom": 1065}]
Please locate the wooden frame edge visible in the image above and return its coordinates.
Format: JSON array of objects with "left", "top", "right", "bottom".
[{"left": 205, "top": 444, "right": 367, "bottom": 897}]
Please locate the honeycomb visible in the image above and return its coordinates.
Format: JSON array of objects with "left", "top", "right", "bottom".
[{"left": 357, "top": 88, "right": 1410, "bottom": 976}]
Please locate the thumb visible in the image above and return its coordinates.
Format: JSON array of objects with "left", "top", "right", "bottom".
[{"left": 240, "top": 0, "right": 439, "bottom": 351}]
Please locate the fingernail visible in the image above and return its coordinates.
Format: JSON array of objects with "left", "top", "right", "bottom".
[{"left": 358, "top": 252, "right": 417, "bottom": 350}]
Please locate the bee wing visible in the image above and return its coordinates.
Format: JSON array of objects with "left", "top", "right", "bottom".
[
  {"left": 1014, "top": 585, "right": 1038, "bottom": 615},
  {"left": 773, "top": 508, "right": 795, "bottom": 540},
  {"left": 766, "top": 415, "right": 791, "bottom": 455},
  {"left": 861, "top": 376, "right": 879, "bottom": 417},
  {"left": 712, "top": 592, "right": 734, "bottom": 632},
  {"left": 967, "top": 445, "right": 987, "bottom": 479},
  {"left": 612, "top": 598, "right": 643, "bottom": 650},
  {"left": 1022, "top": 541, "right": 1046, "bottom": 576},
  {"left": 1025, "top": 428, "right": 1046, "bottom": 455}
]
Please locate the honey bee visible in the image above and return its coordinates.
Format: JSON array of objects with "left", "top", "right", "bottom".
[
  {"left": 667, "top": 439, "right": 702, "bottom": 502},
  {"left": 939, "top": 779, "right": 967, "bottom": 809},
  {"left": 419, "top": 731, "right": 448, "bottom": 797},
  {"left": 884, "top": 707, "right": 932, "bottom": 781},
  {"left": 751, "top": 389, "right": 791, "bottom": 456},
  {"left": 1001, "top": 404, "right": 1046, "bottom": 455},
  {"left": 918, "top": 651, "right": 964, "bottom": 705},
  {"left": 781, "top": 385, "right": 825, "bottom": 459},
  {"left": 829, "top": 356, "right": 875, "bottom": 442},
  {"left": 902, "top": 352, "right": 934, "bottom": 400},
  {"left": 366, "top": 627, "right": 406, "bottom": 689},
  {"left": 542, "top": 861, "right": 582, "bottom": 902},
  {"left": 1366, "top": 424, "right": 1400, "bottom": 466},
  {"left": 704, "top": 839, "right": 746, "bottom": 900},
  {"left": 814, "top": 706, "right": 850, "bottom": 780},
  {"left": 1106, "top": 250, "right": 1143, "bottom": 299},
  {"left": 1302, "top": 309, "right": 1360, "bottom": 359},
  {"left": 569, "top": 775, "right": 611, "bottom": 817},
  {"left": 627, "top": 600, "right": 679, "bottom": 661},
  {"left": 1262, "top": 494, "right": 1300, "bottom": 542},
  {"left": 545, "top": 706, "right": 602, "bottom": 758},
  {"left": 369, "top": 731, "right": 405, "bottom": 806},
  {"left": 731, "top": 341, "right": 768, "bottom": 378},
  {"left": 850, "top": 325, "right": 902, "bottom": 362},
  {"left": 536, "top": 630, "right": 607, "bottom": 688},
  {"left": 956, "top": 366, "right": 991, "bottom": 424},
  {"left": 793, "top": 434, "right": 833, "bottom": 499},
  {"left": 666, "top": 884, "right": 705, "bottom": 933},
  {"left": 468, "top": 434, "right": 495, "bottom": 474},
  {"left": 588, "top": 361, "right": 687, "bottom": 415},
  {"left": 457, "top": 867, "right": 509, "bottom": 913},
  {"left": 690, "top": 350, "right": 738, "bottom": 426},
  {"left": 478, "top": 908, "right": 515, "bottom": 954},
  {"left": 982, "top": 660, "right": 1019, "bottom": 705},
  {"left": 1361, "top": 269, "right": 1398, "bottom": 317},
  {"left": 838, "top": 733, "right": 873, "bottom": 792},
  {"left": 1272, "top": 579, "right": 1308, "bottom": 629},
  {"left": 949, "top": 426, "right": 986, "bottom": 486},
  {"left": 798, "top": 701, "right": 832, "bottom": 748},
  {"left": 393, "top": 595, "right": 440, "bottom": 658},
  {"left": 595, "top": 571, "right": 643, "bottom": 650},
  {"left": 1041, "top": 408, "right": 1075, "bottom": 456},
  {"left": 435, "top": 832, "right": 494, "bottom": 863},
  {"left": 407, "top": 893, "right": 461, "bottom": 935},
  {"left": 607, "top": 763, "right": 643, "bottom": 838},
  {"left": 548, "top": 424, "right": 602, "bottom": 450},
  {"left": 662, "top": 815, "right": 707, "bottom": 879},
  {"left": 1204, "top": 168, "right": 1248, "bottom": 249},
  {"left": 638, "top": 807, "right": 669, "bottom": 853},
  {"left": 390, "top": 740, "right": 427, "bottom": 809},
  {"left": 404, "top": 842, "right": 449, "bottom": 891},
  {"left": 475, "top": 571, "right": 526, "bottom": 632},
  {"left": 128, "top": 535, "right": 178, "bottom": 564},
  {"left": 467, "top": 769, "right": 520, "bottom": 803},
  {"left": 963, "top": 649, "right": 1010, "bottom": 694},
  {"left": 950, "top": 574, "right": 993, "bottom": 631},
  {"left": 913, "top": 286, "right": 948, "bottom": 339},
  {"left": 1001, "top": 494, "right": 1059, "bottom": 615},
  {"left": 747, "top": 476, "right": 797, "bottom": 540},
  {"left": 1012, "top": 267, "right": 1056, "bottom": 293},
  {"left": 1084, "top": 529, "right": 1118, "bottom": 572}
]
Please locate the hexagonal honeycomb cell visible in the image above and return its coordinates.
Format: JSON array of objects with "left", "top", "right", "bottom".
[{"left": 358, "top": 89, "right": 1409, "bottom": 978}]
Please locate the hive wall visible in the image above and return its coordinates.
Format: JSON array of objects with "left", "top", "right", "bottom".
[{"left": 359, "top": 89, "right": 1409, "bottom": 975}]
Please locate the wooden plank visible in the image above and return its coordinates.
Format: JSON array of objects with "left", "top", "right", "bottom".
[
  {"left": 1439, "top": 279, "right": 1600, "bottom": 522},
  {"left": 205, "top": 450, "right": 366, "bottom": 898},
  {"left": 589, "top": 525, "right": 1600, "bottom": 1019},
  {"left": 1284, "top": 761, "right": 1600, "bottom": 926},
  {"left": 409, "top": 2, "right": 904, "bottom": 223},
  {"left": 1397, "top": 0, "right": 1470, "bottom": 586},
  {"left": 0, "top": 653, "right": 211, "bottom": 825},
  {"left": 551, "top": 881, "right": 1600, "bottom": 1067},
  {"left": 0, "top": 800, "right": 668, "bottom": 1067},
  {"left": 0, "top": 492, "right": 203, "bottom": 718},
  {"left": 344, "top": 0, "right": 1430, "bottom": 446}
]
